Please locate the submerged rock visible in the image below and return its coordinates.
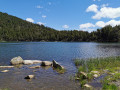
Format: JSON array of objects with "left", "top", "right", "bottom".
[
  {"left": 24, "top": 75, "right": 35, "bottom": 79},
  {"left": 1, "top": 70, "right": 9, "bottom": 72},
  {"left": 0, "top": 66, "right": 14, "bottom": 68},
  {"left": 41, "top": 66, "right": 51, "bottom": 70},
  {"left": 29, "top": 66, "right": 40, "bottom": 69},
  {"left": 41, "top": 61, "right": 52, "bottom": 66},
  {"left": 52, "top": 60, "right": 64, "bottom": 70},
  {"left": 10, "top": 56, "right": 24, "bottom": 65}
]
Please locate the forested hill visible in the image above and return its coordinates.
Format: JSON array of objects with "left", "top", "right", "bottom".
[{"left": 0, "top": 12, "right": 120, "bottom": 42}]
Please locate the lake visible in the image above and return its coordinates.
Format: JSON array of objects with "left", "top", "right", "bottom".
[{"left": 0, "top": 42, "right": 120, "bottom": 90}]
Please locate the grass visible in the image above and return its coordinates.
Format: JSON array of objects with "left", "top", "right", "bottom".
[
  {"left": 75, "top": 57, "right": 120, "bottom": 73},
  {"left": 74, "top": 56, "right": 120, "bottom": 89}
]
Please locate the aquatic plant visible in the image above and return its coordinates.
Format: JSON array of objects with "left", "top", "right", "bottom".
[{"left": 74, "top": 56, "right": 120, "bottom": 89}]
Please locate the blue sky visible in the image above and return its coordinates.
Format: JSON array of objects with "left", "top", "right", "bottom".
[{"left": 0, "top": 0, "right": 120, "bottom": 32}]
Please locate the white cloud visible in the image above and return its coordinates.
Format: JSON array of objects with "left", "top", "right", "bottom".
[
  {"left": 37, "top": 22, "right": 46, "bottom": 25},
  {"left": 80, "top": 28, "right": 95, "bottom": 32},
  {"left": 42, "top": 15, "right": 47, "bottom": 18},
  {"left": 101, "top": 3, "right": 109, "bottom": 8},
  {"left": 96, "top": 20, "right": 120, "bottom": 27},
  {"left": 79, "top": 23, "right": 95, "bottom": 29},
  {"left": 62, "top": 25, "right": 69, "bottom": 29},
  {"left": 36, "top": 5, "right": 43, "bottom": 8},
  {"left": 79, "top": 23, "right": 95, "bottom": 32},
  {"left": 87, "top": 4, "right": 120, "bottom": 19},
  {"left": 86, "top": 4, "right": 98, "bottom": 13},
  {"left": 96, "top": 21, "right": 105, "bottom": 27},
  {"left": 26, "top": 18, "right": 34, "bottom": 23},
  {"left": 93, "top": 7, "right": 120, "bottom": 19}
]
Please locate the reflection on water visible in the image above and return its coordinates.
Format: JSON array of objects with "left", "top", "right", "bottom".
[{"left": 0, "top": 42, "right": 120, "bottom": 90}]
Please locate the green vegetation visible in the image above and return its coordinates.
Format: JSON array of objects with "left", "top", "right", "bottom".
[
  {"left": 0, "top": 88, "right": 9, "bottom": 90},
  {"left": 53, "top": 67, "right": 66, "bottom": 74},
  {"left": 0, "top": 12, "right": 120, "bottom": 42},
  {"left": 102, "top": 75, "right": 119, "bottom": 90},
  {"left": 74, "top": 57, "right": 120, "bottom": 89}
]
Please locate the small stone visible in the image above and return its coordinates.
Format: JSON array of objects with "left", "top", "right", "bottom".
[
  {"left": 91, "top": 71, "right": 99, "bottom": 74},
  {"left": 84, "top": 84, "right": 92, "bottom": 88},
  {"left": 75, "top": 77, "right": 80, "bottom": 80},
  {"left": 25, "top": 75, "right": 35, "bottom": 79},
  {"left": 29, "top": 66, "right": 40, "bottom": 69},
  {"left": 1, "top": 70, "right": 9, "bottom": 72},
  {"left": 103, "top": 69, "right": 109, "bottom": 72},
  {"left": 93, "top": 74, "right": 99, "bottom": 78}
]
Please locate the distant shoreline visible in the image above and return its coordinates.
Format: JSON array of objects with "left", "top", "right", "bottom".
[{"left": 0, "top": 40, "right": 119, "bottom": 43}]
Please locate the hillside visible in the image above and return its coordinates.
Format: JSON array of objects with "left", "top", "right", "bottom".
[
  {"left": 0, "top": 12, "right": 59, "bottom": 41},
  {"left": 0, "top": 12, "right": 90, "bottom": 41},
  {"left": 0, "top": 12, "right": 120, "bottom": 42}
]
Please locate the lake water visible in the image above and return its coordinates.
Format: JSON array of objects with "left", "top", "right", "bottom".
[{"left": 0, "top": 42, "right": 120, "bottom": 90}]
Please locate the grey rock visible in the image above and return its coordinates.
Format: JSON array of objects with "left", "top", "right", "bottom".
[
  {"left": 10, "top": 56, "right": 24, "bottom": 65},
  {"left": 52, "top": 60, "right": 64, "bottom": 70},
  {"left": 41, "top": 61, "right": 52, "bottom": 66},
  {"left": 23, "top": 60, "right": 33, "bottom": 65},
  {"left": 32, "top": 60, "right": 42, "bottom": 64},
  {"left": 23, "top": 60, "right": 42, "bottom": 65}
]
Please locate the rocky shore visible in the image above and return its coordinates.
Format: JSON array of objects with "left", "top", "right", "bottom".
[{"left": 0, "top": 56, "right": 65, "bottom": 80}]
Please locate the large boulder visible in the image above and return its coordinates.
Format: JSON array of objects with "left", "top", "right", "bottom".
[
  {"left": 41, "top": 61, "right": 52, "bottom": 66},
  {"left": 52, "top": 60, "right": 64, "bottom": 70},
  {"left": 23, "top": 60, "right": 34, "bottom": 65},
  {"left": 10, "top": 56, "right": 24, "bottom": 65}
]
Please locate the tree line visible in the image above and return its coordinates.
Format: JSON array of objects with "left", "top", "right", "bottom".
[{"left": 0, "top": 12, "right": 120, "bottom": 42}]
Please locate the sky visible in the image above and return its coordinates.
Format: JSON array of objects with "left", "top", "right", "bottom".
[{"left": 0, "top": 0, "right": 120, "bottom": 32}]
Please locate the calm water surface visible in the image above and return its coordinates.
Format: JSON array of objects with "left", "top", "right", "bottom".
[{"left": 0, "top": 42, "right": 120, "bottom": 90}]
